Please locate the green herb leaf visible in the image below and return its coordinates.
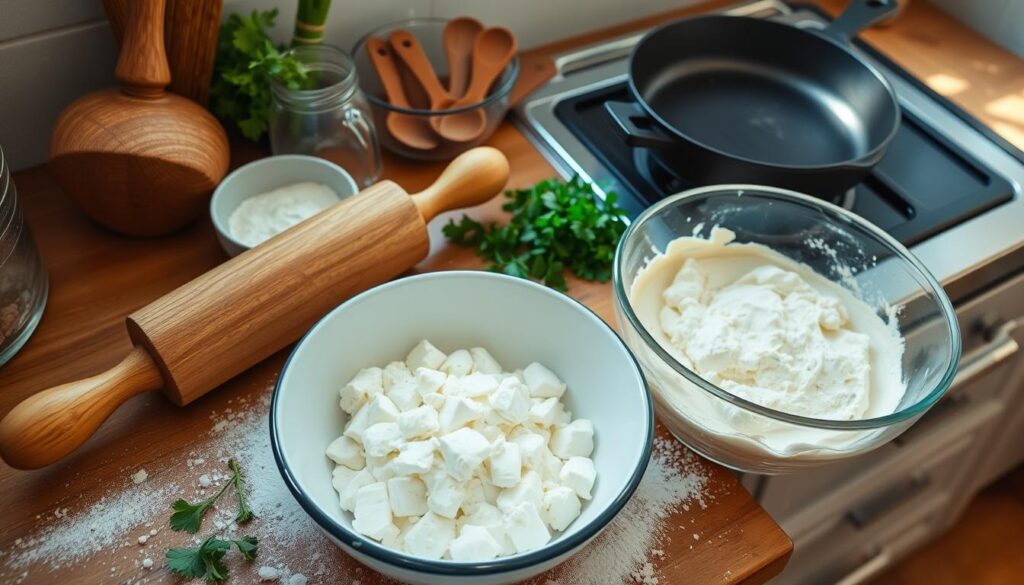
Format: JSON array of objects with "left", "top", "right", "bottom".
[
  {"left": 169, "top": 497, "right": 218, "bottom": 534},
  {"left": 443, "top": 176, "right": 628, "bottom": 291},
  {"left": 228, "top": 459, "right": 254, "bottom": 524},
  {"left": 169, "top": 459, "right": 253, "bottom": 533},
  {"left": 166, "top": 535, "right": 257, "bottom": 583},
  {"left": 210, "top": 10, "right": 310, "bottom": 141},
  {"left": 233, "top": 535, "right": 259, "bottom": 561}
]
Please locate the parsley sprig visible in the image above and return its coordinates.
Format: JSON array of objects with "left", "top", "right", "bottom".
[
  {"left": 166, "top": 460, "right": 257, "bottom": 582},
  {"left": 443, "top": 176, "right": 629, "bottom": 291},
  {"left": 210, "top": 10, "right": 310, "bottom": 141},
  {"left": 169, "top": 459, "right": 254, "bottom": 534},
  {"left": 166, "top": 535, "right": 258, "bottom": 583}
]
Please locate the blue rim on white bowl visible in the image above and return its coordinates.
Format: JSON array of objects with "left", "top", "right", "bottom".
[
  {"left": 269, "top": 271, "right": 654, "bottom": 578},
  {"left": 209, "top": 155, "right": 359, "bottom": 257}
]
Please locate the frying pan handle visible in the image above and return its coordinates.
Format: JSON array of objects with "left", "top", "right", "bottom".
[
  {"left": 605, "top": 101, "right": 679, "bottom": 150},
  {"left": 823, "top": 0, "right": 899, "bottom": 43}
]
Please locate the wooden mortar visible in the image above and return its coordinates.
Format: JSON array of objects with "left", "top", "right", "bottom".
[{"left": 50, "top": 0, "right": 229, "bottom": 237}]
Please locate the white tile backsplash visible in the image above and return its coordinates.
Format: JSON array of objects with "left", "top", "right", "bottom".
[
  {"left": 2, "top": 0, "right": 697, "bottom": 172},
  {"left": 0, "top": 22, "right": 116, "bottom": 172},
  {"left": 0, "top": 0, "right": 105, "bottom": 42},
  {"left": 224, "top": 0, "right": 703, "bottom": 51},
  {"left": 932, "top": 0, "right": 1023, "bottom": 58}
]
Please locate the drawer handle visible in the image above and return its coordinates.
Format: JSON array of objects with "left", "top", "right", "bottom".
[
  {"left": 952, "top": 319, "right": 1019, "bottom": 389},
  {"left": 846, "top": 475, "right": 931, "bottom": 529},
  {"left": 835, "top": 548, "right": 894, "bottom": 585}
]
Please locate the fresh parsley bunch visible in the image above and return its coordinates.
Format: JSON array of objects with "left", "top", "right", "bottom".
[
  {"left": 210, "top": 10, "right": 310, "bottom": 141},
  {"left": 443, "top": 176, "right": 629, "bottom": 291}
]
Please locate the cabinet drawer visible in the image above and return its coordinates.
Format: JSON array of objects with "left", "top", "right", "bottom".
[
  {"left": 757, "top": 392, "right": 1001, "bottom": 533},
  {"left": 775, "top": 432, "right": 969, "bottom": 585},
  {"left": 793, "top": 429, "right": 972, "bottom": 545},
  {"left": 784, "top": 492, "right": 948, "bottom": 585}
]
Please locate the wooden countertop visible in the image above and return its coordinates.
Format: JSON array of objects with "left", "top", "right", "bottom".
[{"left": 2, "top": 1, "right": 1022, "bottom": 583}]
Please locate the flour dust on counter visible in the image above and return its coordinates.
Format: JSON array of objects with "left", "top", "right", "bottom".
[
  {"left": 535, "top": 437, "right": 710, "bottom": 585},
  {"left": 0, "top": 381, "right": 366, "bottom": 585},
  {"left": 0, "top": 378, "right": 711, "bottom": 585}
]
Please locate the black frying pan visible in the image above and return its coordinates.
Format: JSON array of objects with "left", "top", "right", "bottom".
[{"left": 606, "top": 0, "right": 901, "bottom": 198}]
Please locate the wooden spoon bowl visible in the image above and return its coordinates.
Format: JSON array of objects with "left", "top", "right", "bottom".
[
  {"left": 436, "top": 27, "right": 517, "bottom": 143},
  {"left": 365, "top": 37, "right": 439, "bottom": 151}
]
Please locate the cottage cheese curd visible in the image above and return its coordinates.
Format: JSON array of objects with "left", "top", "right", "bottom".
[
  {"left": 629, "top": 227, "right": 906, "bottom": 461},
  {"left": 325, "top": 340, "right": 596, "bottom": 560}
]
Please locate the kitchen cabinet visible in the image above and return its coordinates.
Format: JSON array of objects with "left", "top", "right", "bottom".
[{"left": 754, "top": 269, "right": 1024, "bottom": 584}]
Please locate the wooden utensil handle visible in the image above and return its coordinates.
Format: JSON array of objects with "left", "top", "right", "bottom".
[
  {"left": 389, "top": 30, "right": 450, "bottom": 101},
  {"left": 0, "top": 347, "right": 164, "bottom": 470},
  {"left": 366, "top": 37, "right": 411, "bottom": 108},
  {"left": 411, "top": 146, "right": 511, "bottom": 222},
  {"left": 115, "top": 0, "right": 171, "bottom": 97}
]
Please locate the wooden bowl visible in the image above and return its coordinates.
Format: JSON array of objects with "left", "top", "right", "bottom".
[{"left": 50, "top": 89, "right": 228, "bottom": 237}]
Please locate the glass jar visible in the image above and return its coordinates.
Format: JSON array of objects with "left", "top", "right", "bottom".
[
  {"left": 270, "top": 44, "right": 382, "bottom": 187},
  {"left": 0, "top": 146, "right": 48, "bottom": 366}
]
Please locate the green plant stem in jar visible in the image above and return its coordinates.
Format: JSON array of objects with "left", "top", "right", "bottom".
[
  {"left": 293, "top": 0, "right": 332, "bottom": 45},
  {"left": 270, "top": 45, "right": 382, "bottom": 187}
]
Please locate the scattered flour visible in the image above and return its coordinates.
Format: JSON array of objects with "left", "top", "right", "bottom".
[
  {"left": 1, "top": 480, "right": 179, "bottom": 571},
  {"left": 131, "top": 469, "right": 148, "bottom": 484},
  {"left": 545, "top": 437, "right": 708, "bottom": 585},
  {"left": 1, "top": 381, "right": 709, "bottom": 585},
  {"left": 258, "top": 566, "right": 281, "bottom": 580}
]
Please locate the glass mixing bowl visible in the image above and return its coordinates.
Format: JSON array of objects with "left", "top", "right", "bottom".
[{"left": 613, "top": 185, "right": 961, "bottom": 473}]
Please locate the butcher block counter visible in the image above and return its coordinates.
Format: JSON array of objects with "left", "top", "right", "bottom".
[{"left": 1, "top": 0, "right": 1022, "bottom": 583}]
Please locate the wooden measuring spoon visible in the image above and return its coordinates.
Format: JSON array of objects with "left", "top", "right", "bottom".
[
  {"left": 389, "top": 29, "right": 452, "bottom": 112},
  {"left": 437, "top": 27, "right": 517, "bottom": 143},
  {"left": 443, "top": 17, "right": 483, "bottom": 99},
  {"left": 366, "top": 37, "right": 439, "bottom": 150}
]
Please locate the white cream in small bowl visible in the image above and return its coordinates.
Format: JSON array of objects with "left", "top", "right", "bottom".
[
  {"left": 270, "top": 271, "right": 653, "bottom": 585},
  {"left": 209, "top": 155, "right": 359, "bottom": 257}
]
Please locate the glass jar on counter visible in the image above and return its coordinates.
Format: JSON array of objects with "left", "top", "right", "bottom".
[
  {"left": 270, "top": 44, "right": 382, "bottom": 187},
  {"left": 0, "top": 146, "right": 48, "bottom": 366}
]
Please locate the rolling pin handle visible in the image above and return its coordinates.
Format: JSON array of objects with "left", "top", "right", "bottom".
[
  {"left": 0, "top": 346, "right": 164, "bottom": 470},
  {"left": 410, "top": 146, "right": 511, "bottom": 222}
]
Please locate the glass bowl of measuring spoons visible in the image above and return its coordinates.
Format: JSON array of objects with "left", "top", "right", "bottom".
[
  {"left": 352, "top": 19, "right": 519, "bottom": 161},
  {"left": 613, "top": 185, "right": 961, "bottom": 473}
]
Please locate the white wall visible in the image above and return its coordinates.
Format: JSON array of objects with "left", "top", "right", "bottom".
[
  {"left": 3, "top": 0, "right": 1019, "bottom": 173},
  {"left": 224, "top": 0, "right": 701, "bottom": 51},
  {"left": 931, "top": 0, "right": 1024, "bottom": 58},
  {"left": 0, "top": 0, "right": 697, "bottom": 173}
]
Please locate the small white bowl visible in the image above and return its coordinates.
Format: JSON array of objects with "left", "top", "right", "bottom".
[
  {"left": 209, "top": 155, "right": 359, "bottom": 257},
  {"left": 271, "top": 271, "right": 653, "bottom": 585}
]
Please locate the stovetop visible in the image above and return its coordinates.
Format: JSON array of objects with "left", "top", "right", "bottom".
[
  {"left": 514, "top": 0, "right": 1024, "bottom": 299},
  {"left": 554, "top": 83, "right": 1011, "bottom": 246}
]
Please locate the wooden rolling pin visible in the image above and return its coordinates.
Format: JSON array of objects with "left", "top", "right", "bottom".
[{"left": 0, "top": 147, "right": 510, "bottom": 470}]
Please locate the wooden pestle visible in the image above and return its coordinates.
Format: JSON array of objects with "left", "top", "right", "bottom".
[{"left": 0, "top": 147, "right": 510, "bottom": 470}]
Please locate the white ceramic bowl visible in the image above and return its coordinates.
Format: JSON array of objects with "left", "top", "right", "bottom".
[
  {"left": 271, "top": 271, "right": 653, "bottom": 585},
  {"left": 209, "top": 155, "right": 359, "bottom": 257}
]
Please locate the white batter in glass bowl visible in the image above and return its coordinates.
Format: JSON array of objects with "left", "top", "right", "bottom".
[{"left": 613, "top": 185, "right": 961, "bottom": 474}]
